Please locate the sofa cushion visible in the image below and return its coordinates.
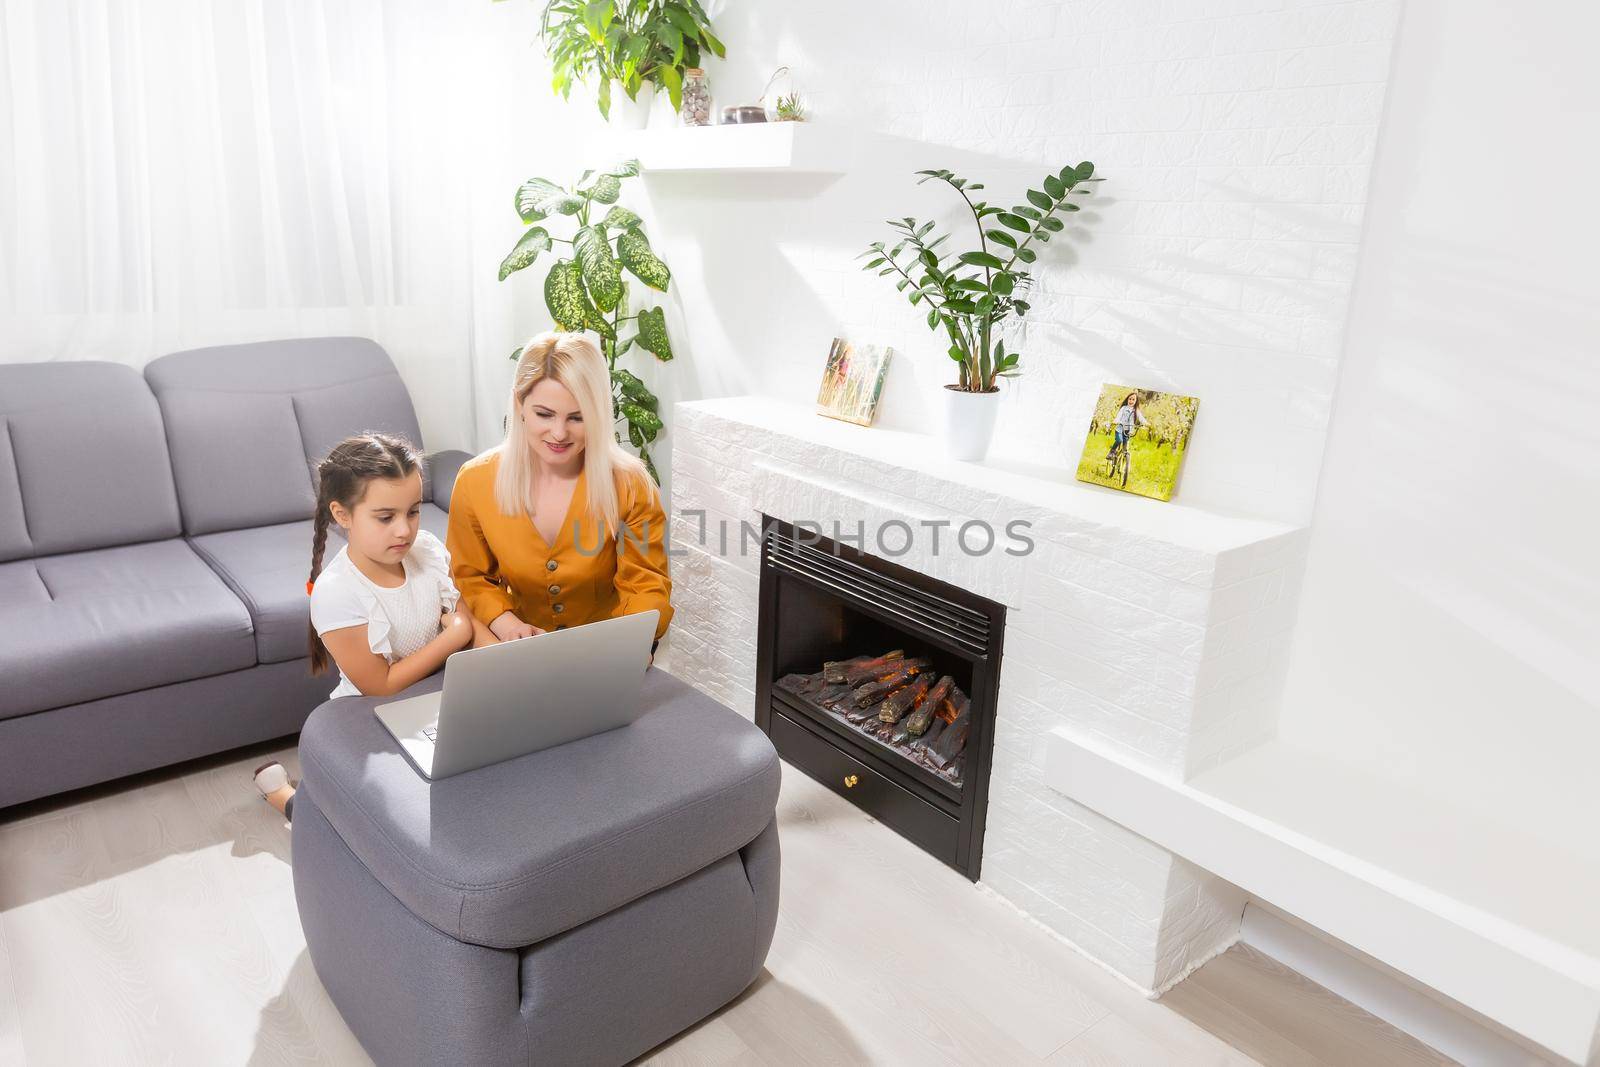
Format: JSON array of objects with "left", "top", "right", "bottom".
[
  {"left": 0, "top": 362, "right": 182, "bottom": 562},
  {"left": 144, "top": 338, "right": 432, "bottom": 536},
  {"left": 297, "top": 667, "right": 781, "bottom": 950},
  {"left": 0, "top": 540, "right": 257, "bottom": 720},
  {"left": 191, "top": 505, "right": 449, "bottom": 664},
  {"left": 0, "top": 421, "right": 30, "bottom": 563},
  {"left": 156, "top": 389, "right": 316, "bottom": 535}
]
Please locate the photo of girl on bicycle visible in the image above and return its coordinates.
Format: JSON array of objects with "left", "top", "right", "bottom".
[{"left": 1074, "top": 383, "right": 1200, "bottom": 501}]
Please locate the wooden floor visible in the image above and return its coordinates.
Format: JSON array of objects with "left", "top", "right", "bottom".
[{"left": 0, "top": 742, "right": 1451, "bottom": 1066}]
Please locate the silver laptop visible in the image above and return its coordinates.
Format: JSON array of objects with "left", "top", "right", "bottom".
[{"left": 373, "top": 609, "right": 658, "bottom": 780}]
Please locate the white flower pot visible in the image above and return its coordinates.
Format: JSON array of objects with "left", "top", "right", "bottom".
[
  {"left": 608, "top": 82, "right": 654, "bottom": 130},
  {"left": 941, "top": 385, "right": 1000, "bottom": 461}
]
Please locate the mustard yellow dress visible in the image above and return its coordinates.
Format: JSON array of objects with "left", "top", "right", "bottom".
[{"left": 445, "top": 450, "right": 673, "bottom": 645}]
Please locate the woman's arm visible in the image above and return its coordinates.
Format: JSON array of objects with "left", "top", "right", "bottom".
[
  {"left": 445, "top": 473, "right": 519, "bottom": 626},
  {"left": 447, "top": 472, "right": 545, "bottom": 641},
  {"left": 611, "top": 471, "right": 674, "bottom": 640},
  {"left": 320, "top": 609, "right": 474, "bottom": 698},
  {"left": 488, "top": 611, "right": 543, "bottom": 641}
]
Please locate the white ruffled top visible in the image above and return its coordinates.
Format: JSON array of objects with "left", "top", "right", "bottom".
[{"left": 309, "top": 529, "right": 462, "bottom": 699}]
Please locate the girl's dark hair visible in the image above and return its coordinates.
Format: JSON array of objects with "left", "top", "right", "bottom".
[{"left": 307, "top": 432, "right": 424, "bottom": 674}]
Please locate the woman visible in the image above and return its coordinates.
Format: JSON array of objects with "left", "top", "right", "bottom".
[{"left": 446, "top": 332, "right": 672, "bottom": 658}]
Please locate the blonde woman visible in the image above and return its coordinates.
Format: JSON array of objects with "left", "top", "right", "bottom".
[{"left": 446, "top": 332, "right": 673, "bottom": 659}]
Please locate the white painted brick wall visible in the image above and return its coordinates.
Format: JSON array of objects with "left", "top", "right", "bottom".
[
  {"left": 640, "top": 0, "right": 1400, "bottom": 996},
  {"left": 663, "top": 398, "right": 1301, "bottom": 990},
  {"left": 634, "top": 0, "right": 1400, "bottom": 530}
]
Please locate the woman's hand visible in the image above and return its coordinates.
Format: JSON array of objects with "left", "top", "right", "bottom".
[
  {"left": 489, "top": 611, "right": 543, "bottom": 641},
  {"left": 441, "top": 608, "right": 476, "bottom": 650}
]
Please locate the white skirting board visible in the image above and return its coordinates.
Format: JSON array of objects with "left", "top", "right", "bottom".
[
  {"left": 1044, "top": 727, "right": 1600, "bottom": 1065},
  {"left": 1240, "top": 903, "right": 1558, "bottom": 1066}
]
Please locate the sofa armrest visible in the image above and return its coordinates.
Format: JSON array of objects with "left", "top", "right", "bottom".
[{"left": 427, "top": 449, "right": 474, "bottom": 510}]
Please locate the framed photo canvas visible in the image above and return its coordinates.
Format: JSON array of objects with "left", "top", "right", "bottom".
[
  {"left": 1075, "top": 384, "right": 1200, "bottom": 501},
  {"left": 816, "top": 338, "right": 893, "bottom": 426}
]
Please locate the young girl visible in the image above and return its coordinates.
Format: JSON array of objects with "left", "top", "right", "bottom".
[
  {"left": 1108, "top": 390, "right": 1148, "bottom": 459},
  {"left": 252, "top": 433, "right": 495, "bottom": 819}
]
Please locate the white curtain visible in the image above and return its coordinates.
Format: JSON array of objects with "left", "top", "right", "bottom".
[{"left": 0, "top": 0, "right": 580, "bottom": 452}]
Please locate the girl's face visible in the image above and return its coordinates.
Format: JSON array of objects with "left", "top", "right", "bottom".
[
  {"left": 520, "top": 377, "right": 587, "bottom": 468},
  {"left": 1125, "top": 393, "right": 1138, "bottom": 407},
  {"left": 333, "top": 471, "right": 423, "bottom": 566}
]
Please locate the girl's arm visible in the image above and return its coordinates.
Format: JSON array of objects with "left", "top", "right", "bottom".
[
  {"left": 320, "top": 610, "right": 474, "bottom": 698},
  {"left": 468, "top": 613, "right": 498, "bottom": 649}
]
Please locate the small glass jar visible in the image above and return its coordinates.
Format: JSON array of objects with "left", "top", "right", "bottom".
[{"left": 679, "top": 68, "right": 711, "bottom": 126}]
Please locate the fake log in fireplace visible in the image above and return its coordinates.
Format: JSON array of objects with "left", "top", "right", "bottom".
[
  {"left": 755, "top": 516, "right": 1005, "bottom": 880},
  {"left": 774, "top": 654, "right": 973, "bottom": 784}
]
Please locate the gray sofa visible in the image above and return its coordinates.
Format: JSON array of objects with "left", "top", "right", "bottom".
[
  {"left": 0, "top": 338, "right": 469, "bottom": 808},
  {"left": 3, "top": 337, "right": 784, "bottom": 1062}
]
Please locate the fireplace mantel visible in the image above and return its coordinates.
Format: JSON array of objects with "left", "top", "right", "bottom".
[
  {"left": 665, "top": 395, "right": 1311, "bottom": 992},
  {"left": 675, "top": 395, "right": 1297, "bottom": 564}
]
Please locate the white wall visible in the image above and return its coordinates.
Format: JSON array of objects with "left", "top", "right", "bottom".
[
  {"left": 637, "top": 0, "right": 1402, "bottom": 992},
  {"left": 2, "top": 0, "right": 1401, "bottom": 520},
  {"left": 1279, "top": 0, "right": 1600, "bottom": 844},
  {"left": 626, "top": 0, "right": 1400, "bottom": 525}
]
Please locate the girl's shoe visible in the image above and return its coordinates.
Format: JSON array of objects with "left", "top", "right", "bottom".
[{"left": 253, "top": 760, "right": 290, "bottom": 800}]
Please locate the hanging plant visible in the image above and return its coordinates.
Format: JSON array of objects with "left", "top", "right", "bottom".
[
  {"left": 861, "top": 163, "right": 1101, "bottom": 391},
  {"left": 533, "top": 0, "right": 726, "bottom": 120},
  {"left": 500, "top": 159, "right": 675, "bottom": 481}
]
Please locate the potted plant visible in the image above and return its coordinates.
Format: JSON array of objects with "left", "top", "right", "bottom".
[
  {"left": 536, "top": 0, "right": 726, "bottom": 127},
  {"left": 861, "top": 162, "right": 1100, "bottom": 461},
  {"left": 773, "top": 93, "right": 807, "bottom": 122},
  {"left": 499, "top": 159, "right": 675, "bottom": 481}
]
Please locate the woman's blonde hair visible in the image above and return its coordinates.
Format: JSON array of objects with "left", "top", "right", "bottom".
[{"left": 495, "top": 331, "right": 655, "bottom": 539}]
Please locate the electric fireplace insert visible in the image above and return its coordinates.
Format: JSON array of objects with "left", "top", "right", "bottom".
[{"left": 754, "top": 515, "right": 1006, "bottom": 880}]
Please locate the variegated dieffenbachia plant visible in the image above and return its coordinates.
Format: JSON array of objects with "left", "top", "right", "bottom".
[{"left": 499, "top": 159, "right": 673, "bottom": 482}]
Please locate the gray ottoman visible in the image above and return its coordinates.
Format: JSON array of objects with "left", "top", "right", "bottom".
[{"left": 291, "top": 667, "right": 781, "bottom": 1066}]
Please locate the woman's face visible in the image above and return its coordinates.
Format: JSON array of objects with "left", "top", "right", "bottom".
[{"left": 520, "top": 377, "right": 587, "bottom": 468}]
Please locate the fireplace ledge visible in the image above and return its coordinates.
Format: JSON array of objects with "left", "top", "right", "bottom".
[{"left": 678, "top": 396, "right": 1299, "bottom": 562}]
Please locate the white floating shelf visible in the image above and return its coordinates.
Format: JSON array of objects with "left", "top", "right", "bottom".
[
  {"left": 594, "top": 122, "right": 851, "bottom": 174},
  {"left": 1045, "top": 730, "right": 1600, "bottom": 1065}
]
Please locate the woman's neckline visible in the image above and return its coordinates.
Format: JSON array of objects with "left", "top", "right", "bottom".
[{"left": 531, "top": 464, "right": 586, "bottom": 550}]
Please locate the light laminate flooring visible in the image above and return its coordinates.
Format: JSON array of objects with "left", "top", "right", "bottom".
[{"left": 0, "top": 741, "right": 1448, "bottom": 1066}]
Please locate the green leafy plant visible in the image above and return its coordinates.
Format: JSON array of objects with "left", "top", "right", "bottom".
[
  {"left": 500, "top": 159, "right": 674, "bottom": 481},
  {"left": 860, "top": 162, "right": 1100, "bottom": 392},
  {"left": 534, "top": 0, "right": 726, "bottom": 120},
  {"left": 773, "top": 92, "right": 806, "bottom": 122}
]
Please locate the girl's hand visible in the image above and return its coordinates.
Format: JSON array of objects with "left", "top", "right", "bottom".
[
  {"left": 440, "top": 609, "right": 475, "bottom": 650},
  {"left": 489, "top": 611, "right": 543, "bottom": 642}
]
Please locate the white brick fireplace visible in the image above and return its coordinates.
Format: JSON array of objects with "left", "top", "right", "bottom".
[{"left": 661, "top": 396, "right": 1308, "bottom": 992}]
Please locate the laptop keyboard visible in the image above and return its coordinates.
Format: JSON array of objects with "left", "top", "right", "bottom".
[{"left": 422, "top": 725, "right": 438, "bottom": 741}]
